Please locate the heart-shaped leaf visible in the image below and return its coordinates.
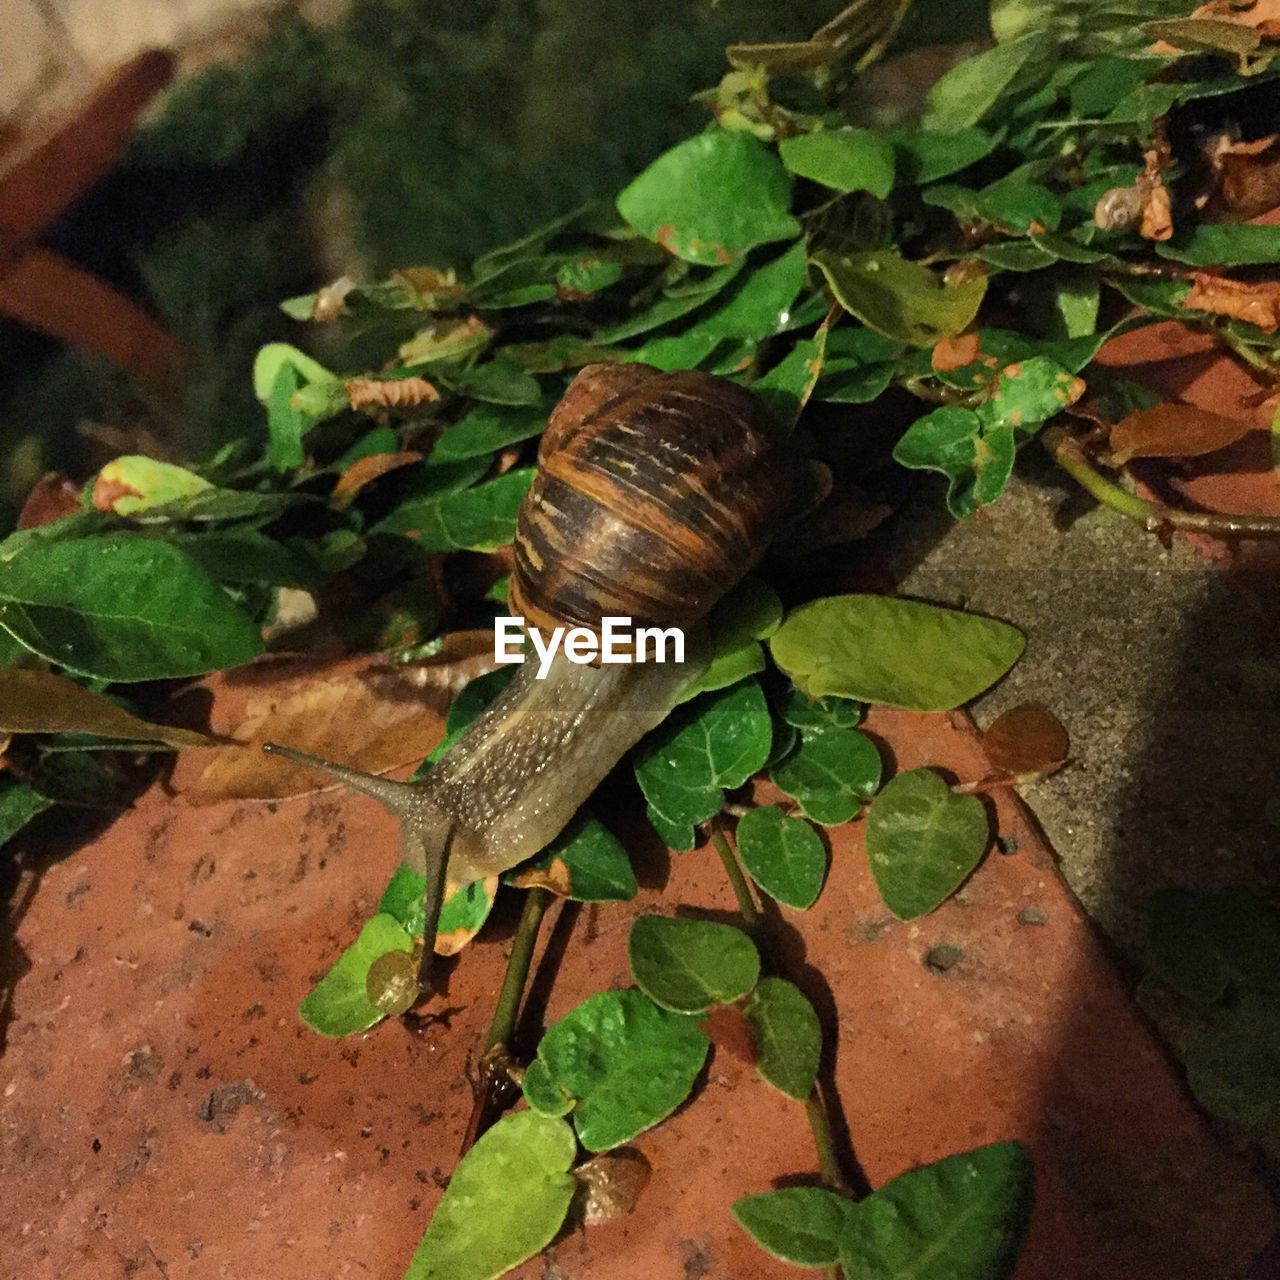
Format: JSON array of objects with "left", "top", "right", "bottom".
[
  {"left": 404, "top": 1111, "right": 577, "bottom": 1280},
  {"left": 733, "top": 1186, "right": 852, "bottom": 1267},
  {"left": 744, "top": 976, "right": 822, "bottom": 1101},
  {"left": 865, "top": 769, "right": 990, "bottom": 920},
  {"left": 505, "top": 812, "right": 637, "bottom": 902},
  {"left": 737, "top": 806, "right": 827, "bottom": 910},
  {"left": 628, "top": 915, "right": 760, "bottom": 1014},
  {"left": 770, "top": 728, "right": 882, "bottom": 826}
]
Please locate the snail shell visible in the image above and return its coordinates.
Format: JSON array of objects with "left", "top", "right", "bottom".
[{"left": 510, "top": 363, "right": 792, "bottom": 636}]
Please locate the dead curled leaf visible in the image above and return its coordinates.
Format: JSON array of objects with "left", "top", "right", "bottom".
[
  {"left": 1202, "top": 132, "right": 1280, "bottom": 218},
  {"left": 1139, "top": 149, "right": 1173, "bottom": 242},
  {"left": 571, "top": 1151, "right": 652, "bottom": 1227},
  {"left": 0, "top": 667, "right": 211, "bottom": 748},
  {"left": 1109, "top": 402, "right": 1255, "bottom": 465},
  {"left": 982, "top": 703, "right": 1070, "bottom": 778},
  {"left": 1185, "top": 272, "right": 1280, "bottom": 332},
  {"left": 329, "top": 451, "right": 423, "bottom": 509},
  {"left": 17, "top": 473, "right": 81, "bottom": 529},
  {"left": 345, "top": 376, "right": 440, "bottom": 411},
  {"left": 173, "top": 633, "right": 495, "bottom": 803}
]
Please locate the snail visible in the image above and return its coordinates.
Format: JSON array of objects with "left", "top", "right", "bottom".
[{"left": 265, "top": 363, "right": 792, "bottom": 993}]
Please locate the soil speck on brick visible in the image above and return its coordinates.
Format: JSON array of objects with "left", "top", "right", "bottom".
[
  {"left": 196, "top": 1080, "right": 265, "bottom": 1132},
  {"left": 924, "top": 944, "right": 964, "bottom": 975},
  {"left": 1018, "top": 905, "right": 1048, "bottom": 926},
  {"left": 679, "top": 1237, "right": 713, "bottom": 1278}
]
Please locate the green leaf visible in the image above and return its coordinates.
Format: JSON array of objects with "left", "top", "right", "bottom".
[
  {"left": 1147, "top": 888, "right": 1280, "bottom": 1004},
  {"left": 976, "top": 241, "right": 1058, "bottom": 273},
  {"left": 744, "top": 976, "right": 822, "bottom": 1102},
  {"left": 617, "top": 131, "right": 800, "bottom": 266},
  {"left": 0, "top": 535, "right": 263, "bottom": 682},
  {"left": 527, "top": 988, "right": 709, "bottom": 1151},
  {"left": 811, "top": 249, "right": 987, "bottom": 347},
  {"left": 373, "top": 468, "right": 534, "bottom": 551},
  {"left": 865, "top": 769, "right": 990, "bottom": 920},
  {"left": 436, "top": 359, "right": 542, "bottom": 406},
  {"left": 923, "top": 34, "right": 1049, "bottom": 131},
  {"left": 429, "top": 403, "right": 546, "bottom": 462},
  {"left": 839, "top": 1143, "right": 1033, "bottom": 1280},
  {"left": 752, "top": 337, "right": 826, "bottom": 430},
  {"left": 889, "top": 128, "right": 1000, "bottom": 184},
  {"left": 379, "top": 862, "right": 497, "bottom": 947},
  {"left": 252, "top": 342, "right": 336, "bottom": 402},
  {"left": 267, "top": 362, "right": 304, "bottom": 471},
  {"left": 522, "top": 1057, "right": 574, "bottom": 1117},
  {"left": 633, "top": 679, "right": 773, "bottom": 850},
  {"left": 594, "top": 262, "right": 744, "bottom": 343},
  {"left": 733, "top": 1186, "right": 851, "bottom": 1267},
  {"left": 977, "top": 357, "right": 1084, "bottom": 438},
  {"left": 505, "top": 812, "right": 637, "bottom": 903},
  {"left": 775, "top": 688, "right": 863, "bottom": 733},
  {"left": 976, "top": 181, "right": 1061, "bottom": 234},
  {"left": 173, "top": 529, "right": 320, "bottom": 588},
  {"left": 779, "top": 129, "right": 895, "bottom": 198},
  {"left": 628, "top": 914, "right": 760, "bottom": 1014},
  {"left": 298, "top": 913, "right": 414, "bottom": 1037},
  {"left": 1156, "top": 224, "right": 1280, "bottom": 267},
  {"left": 770, "top": 595, "right": 1024, "bottom": 711},
  {"left": 0, "top": 780, "right": 53, "bottom": 848},
  {"left": 701, "top": 242, "right": 809, "bottom": 341},
  {"left": 92, "top": 456, "right": 211, "bottom": 514},
  {"left": 771, "top": 729, "right": 882, "bottom": 826},
  {"left": 893, "top": 407, "right": 1015, "bottom": 518},
  {"left": 738, "top": 807, "right": 827, "bottom": 910},
  {"left": 403, "top": 1110, "right": 577, "bottom": 1280}
]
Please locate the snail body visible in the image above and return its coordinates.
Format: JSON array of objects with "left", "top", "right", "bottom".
[{"left": 267, "top": 363, "right": 791, "bottom": 990}]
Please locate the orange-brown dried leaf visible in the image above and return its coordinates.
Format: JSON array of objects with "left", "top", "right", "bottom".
[
  {"left": 1185, "top": 272, "right": 1280, "bottom": 332},
  {"left": 1185, "top": 0, "right": 1280, "bottom": 30},
  {"left": 345, "top": 377, "right": 440, "bottom": 412},
  {"left": 1204, "top": 133, "right": 1280, "bottom": 218},
  {"left": 572, "top": 1151, "right": 653, "bottom": 1227},
  {"left": 983, "top": 703, "right": 1070, "bottom": 778},
  {"left": 329, "top": 450, "right": 423, "bottom": 510},
  {"left": 1138, "top": 150, "right": 1174, "bottom": 242},
  {"left": 1110, "top": 402, "right": 1255, "bottom": 464},
  {"left": 507, "top": 856, "right": 573, "bottom": 896},
  {"left": 176, "top": 635, "right": 495, "bottom": 803},
  {"left": 698, "top": 1004, "right": 758, "bottom": 1064},
  {"left": 17, "top": 472, "right": 81, "bottom": 529},
  {"left": 931, "top": 332, "right": 982, "bottom": 373},
  {"left": 0, "top": 667, "right": 211, "bottom": 748}
]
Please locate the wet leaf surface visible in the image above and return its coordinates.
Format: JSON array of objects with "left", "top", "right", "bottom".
[
  {"left": 628, "top": 914, "right": 760, "bottom": 1014},
  {"left": 839, "top": 1143, "right": 1033, "bottom": 1280},
  {"left": 617, "top": 131, "right": 800, "bottom": 266},
  {"left": 506, "top": 812, "right": 637, "bottom": 902},
  {"left": 737, "top": 806, "right": 827, "bottom": 909},
  {"left": 298, "top": 912, "right": 414, "bottom": 1036},
  {"left": 404, "top": 1111, "right": 577, "bottom": 1280},
  {"left": 0, "top": 535, "right": 263, "bottom": 682},
  {"left": 744, "top": 976, "right": 821, "bottom": 1101},
  {"left": 733, "top": 1186, "right": 851, "bottom": 1267},
  {"left": 770, "top": 728, "right": 882, "bottom": 826},
  {"left": 865, "top": 769, "right": 990, "bottom": 920},
  {"left": 525, "top": 988, "right": 709, "bottom": 1151},
  {"left": 372, "top": 468, "right": 534, "bottom": 551}
]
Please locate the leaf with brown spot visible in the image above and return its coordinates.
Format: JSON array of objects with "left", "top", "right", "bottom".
[
  {"left": 1110, "top": 402, "right": 1255, "bottom": 465},
  {"left": 329, "top": 451, "right": 423, "bottom": 510},
  {"left": 508, "top": 856, "right": 573, "bottom": 896},
  {"left": 345, "top": 377, "right": 440, "bottom": 412},
  {"left": 931, "top": 332, "right": 981, "bottom": 373},
  {"left": 982, "top": 703, "right": 1069, "bottom": 778},
  {"left": 1139, "top": 150, "right": 1173, "bottom": 242},
  {"left": 174, "top": 635, "right": 495, "bottom": 802},
  {"left": 1185, "top": 272, "right": 1280, "bottom": 333},
  {"left": 571, "top": 1150, "right": 652, "bottom": 1227},
  {"left": 0, "top": 667, "right": 211, "bottom": 748}
]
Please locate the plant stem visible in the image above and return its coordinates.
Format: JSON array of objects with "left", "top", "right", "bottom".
[
  {"left": 485, "top": 887, "right": 552, "bottom": 1051},
  {"left": 711, "top": 821, "right": 853, "bottom": 1204},
  {"left": 458, "top": 887, "right": 552, "bottom": 1157},
  {"left": 1043, "top": 425, "right": 1280, "bottom": 540}
]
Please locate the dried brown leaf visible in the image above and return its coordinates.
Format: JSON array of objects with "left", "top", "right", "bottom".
[
  {"left": 1185, "top": 272, "right": 1280, "bottom": 332},
  {"left": 1139, "top": 150, "right": 1173, "bottom": 242},
  {"left": 983, "top": 703, "right": 1069, "bottom": 778},
  {"left": 329, "top": 450, "right": 423, "bottom": 510},
  {"left": 17, "top": 472, "right": 81, "bottom": 529},
  {"left": 1186, "top": 0, "right": 1280, "bottom": 31},
  {"left": 1110, "top": 402, "right": 1256, "bottom": 465},
  {"left": 345, "top": 377, "right": 440, "bottom": 412},
  {"left": 0, "top": 667, "right": 211, "bottom": 748},
  {"left": 571, "top": 1151, "right": 652, "bottom": 1227},
  {"left": 1204, "top": 133, "right": 1280, "bottom": 218},
  {"left": 175, "top": 633, "right": 495, "bottom": 803}
]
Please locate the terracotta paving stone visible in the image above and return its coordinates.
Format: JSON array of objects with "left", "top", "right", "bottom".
[{"left": 2, "top": 689, "right": 1274, "bottom": 1279}]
